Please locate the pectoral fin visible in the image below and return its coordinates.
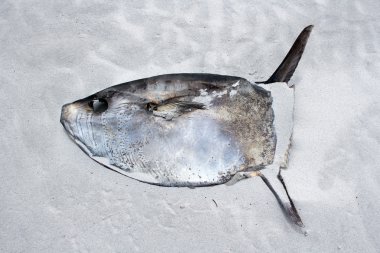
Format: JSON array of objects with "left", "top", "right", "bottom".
[{"left": 152, "top": 101, "right": 205, "bottom": 120}]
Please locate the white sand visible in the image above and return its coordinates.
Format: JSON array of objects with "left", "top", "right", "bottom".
[{"left": 1, "top": 1, "right": 380, "bottom": 252}]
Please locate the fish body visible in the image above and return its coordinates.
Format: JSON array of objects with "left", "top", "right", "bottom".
[{"left": 61, "top": 74, "right": 295, "bottom": 186}]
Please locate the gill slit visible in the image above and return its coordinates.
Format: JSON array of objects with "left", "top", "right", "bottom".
[
  {"left": 76, "top": 111, "right": 84, "bottom": 142},
  {"left": 87, "top": 112, "right": 96, "bottom": 149}
]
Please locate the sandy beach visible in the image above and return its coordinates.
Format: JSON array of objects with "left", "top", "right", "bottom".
[{"left": 1, "top": 1, "right": 379, "bottom": 252}]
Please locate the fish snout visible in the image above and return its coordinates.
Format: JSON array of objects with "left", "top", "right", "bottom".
[{"left": 60, "top": 103, "right": 80, "bottom": 137}]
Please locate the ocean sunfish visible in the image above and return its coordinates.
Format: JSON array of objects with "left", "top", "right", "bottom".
[{"left": 61, "top": 25, "right": 313, "bottom": 227}]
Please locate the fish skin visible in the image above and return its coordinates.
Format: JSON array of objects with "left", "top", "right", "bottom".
[{"left": 61, "top": 73, "right": 276, "bottom": 187}]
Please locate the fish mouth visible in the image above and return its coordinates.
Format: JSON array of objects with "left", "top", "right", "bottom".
[
  {"left": 60, "top": 103, "right": 76, "bottom": 137},
  {"left": 60, "top": 102, "right": 100, "bottom": 159}
]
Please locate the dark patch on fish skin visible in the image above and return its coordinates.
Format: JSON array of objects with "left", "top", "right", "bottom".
[
  {"left": 83, "top": 74, "right": 243, "bottom": 111},
  {"left": 218, "top": 171, "right": 234, "bottom": 183},
  {"left": 106, "top": 73, "right": 241, "bottom": 94},
  {"left": 150, "top": 73, "right": 242, "bottom": 85},
  {"left": 146, "top": 102, "right": 158, "bottom": 112}
]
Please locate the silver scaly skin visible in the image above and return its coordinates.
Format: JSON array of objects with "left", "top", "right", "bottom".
[{"left": 61, "top": 74, "right": 276, "bottom": 187}]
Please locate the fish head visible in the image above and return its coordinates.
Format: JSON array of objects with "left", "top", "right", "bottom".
[{"left": 60, "top": 88, "right": 150, "bottom": 157}]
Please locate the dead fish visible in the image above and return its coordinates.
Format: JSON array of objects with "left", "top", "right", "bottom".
[{"left": 61, "top": 25, "right": 313, "bottom": 227}]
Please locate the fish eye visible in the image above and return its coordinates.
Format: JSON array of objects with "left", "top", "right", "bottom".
[{"left": 89, "top": 98, "right": 108, "bottom": 113}]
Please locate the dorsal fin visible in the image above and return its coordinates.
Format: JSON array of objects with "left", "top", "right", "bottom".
[{"left": 262, "top": 25, "right": 313, "bottom": 84}]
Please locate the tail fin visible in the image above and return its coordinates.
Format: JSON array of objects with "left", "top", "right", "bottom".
[{"left": 262, "top": 25, "right": 313, "bottom": 84}]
